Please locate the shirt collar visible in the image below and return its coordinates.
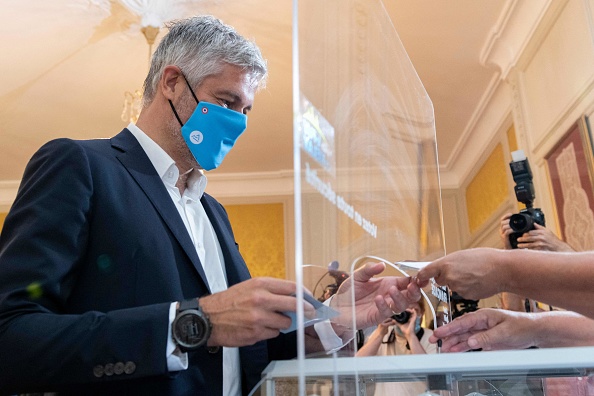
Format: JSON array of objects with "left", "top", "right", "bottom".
[{"left": 127, "top": 123, "right": 207, "bottom": 199}]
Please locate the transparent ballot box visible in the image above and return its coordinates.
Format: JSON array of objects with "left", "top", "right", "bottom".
[{"left": 256, "top": 347, "right": 594, "bottom": 395}]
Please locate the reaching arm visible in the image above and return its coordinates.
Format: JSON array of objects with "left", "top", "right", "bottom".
[
  {"left": 429, "top": 308, "right": 594, "bottom": 352},
  {"left": 329, "top": 262, "right": 422, "bottom": 336},
  {"left": 301, "top": 262, "right": 422, "bottom": 354},
  {"left": 417, "top": 248, "right": 594, "bottom": 319}
]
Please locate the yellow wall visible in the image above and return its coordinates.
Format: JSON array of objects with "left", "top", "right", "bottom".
[
  {"left": 465, "top": 143, "right": 509, "bottom": 233},
  {"left": 507, "top": 125, "right": 518, "bottom": 152},
  {"left": 0, "top": 212, "right": 6, "bottom": 232},
  {"left": 225, "top": 203, "right": 286, "bottom": 279}
]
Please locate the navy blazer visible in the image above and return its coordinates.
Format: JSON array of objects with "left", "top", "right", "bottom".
[{"left": 0, "top": 129, "right": 295, "bottom": 395}]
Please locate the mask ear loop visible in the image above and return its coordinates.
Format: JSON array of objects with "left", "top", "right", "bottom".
[
  {"left": 169, "top": 100, "right": 184, "bottom": 127},
  {"left": 181, "top": 72, "right": 200, "bottom": 104},
  {"left": 168, "top": 71, "right": 200, "bottom": 127}
]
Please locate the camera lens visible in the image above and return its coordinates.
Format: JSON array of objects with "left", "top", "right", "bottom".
[
  {"left": 391, "top": 311, "right": 411, "bottom": 324},
  {"left": 509, "top": 213, "right": 534, "bottom": 233}
]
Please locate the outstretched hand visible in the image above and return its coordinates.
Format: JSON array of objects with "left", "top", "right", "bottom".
[
  {"left": 330, "top": 261, "right": 422, "bottom": 330},
  {"left": 416, "top": 248, "right": 504, "bottom": 301},
  {"left": 428, "top": 308, "right": 537, "bottom": 352}
]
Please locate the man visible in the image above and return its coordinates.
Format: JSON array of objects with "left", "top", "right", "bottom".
[{"left": 0, "top": 16, "right": 421, "bottom": 395}]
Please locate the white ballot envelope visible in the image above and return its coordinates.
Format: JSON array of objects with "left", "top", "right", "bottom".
[{"left": 281, "top": 293, "right": 340, "bottom": 334}]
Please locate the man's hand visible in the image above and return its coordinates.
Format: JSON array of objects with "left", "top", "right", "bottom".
[
  {"left": 429, "top": 308, "right": 537, "bottom": 352},
  {"left": 516, "top": 224, "right": 575, "bottom": 252},
  {"left": 200, "top": 277, "right": 315, "bottom": 347},
  {"left": 330, "top": 261, "right": 422, "bottom": 330},
  {"left": 416, "top": 248, "right": 505, "bottom": 301}
]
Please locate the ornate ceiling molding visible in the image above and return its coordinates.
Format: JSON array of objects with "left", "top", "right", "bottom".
[{"left": 479, "top": 0, "right": 560, "bottom": 80}]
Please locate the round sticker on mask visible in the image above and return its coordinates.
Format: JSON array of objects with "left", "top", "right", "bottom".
[
  {"left": 201, "top": 107, "right": 208, "bottom": 114},
  {"left": 189, "top": 131, "right": 204, "bottom": 145}
]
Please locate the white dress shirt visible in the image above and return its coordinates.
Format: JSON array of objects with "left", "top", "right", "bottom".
[{"left": 127, "top": 124, "right": 241, "bottom": 396}]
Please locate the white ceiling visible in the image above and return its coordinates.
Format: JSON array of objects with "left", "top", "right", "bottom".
[{"left": 0, "top": 0, "right": 508, "bottom": 184}]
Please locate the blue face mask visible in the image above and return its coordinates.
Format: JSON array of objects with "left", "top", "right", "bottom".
[{"left": 169, "top": 74, "right": 247, "bottom": 171}]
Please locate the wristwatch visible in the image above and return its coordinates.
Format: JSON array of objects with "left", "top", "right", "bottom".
[{"left": 172, "top": 298, "right": 212, "bottom": 352}]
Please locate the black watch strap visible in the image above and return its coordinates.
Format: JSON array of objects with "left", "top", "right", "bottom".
[{"left": 179, "top": 298, "right": 200, "bottom": 311}]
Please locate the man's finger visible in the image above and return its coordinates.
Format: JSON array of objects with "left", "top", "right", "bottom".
[
  {"left": 374, "top": 294, "right": 393, "bottom": 317},
  {"left": 353, "top": 261, "right": 386, "bottom": 283},
  {"left": 251, "top": 277, "right": 298, "bottom": 295},
  {"left": 416, "top": 262, "right": 440, "bottom": 283},
  {"left": 405, "top": 281, "right": 422, "bottom": 301}
]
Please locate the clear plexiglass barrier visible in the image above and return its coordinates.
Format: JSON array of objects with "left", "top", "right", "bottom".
[
  {"left": 263, "top": 0, "right": 448, "bottom": 394},
  {"left": 247, "top": 1, "right": 594, "bottom": 395}
]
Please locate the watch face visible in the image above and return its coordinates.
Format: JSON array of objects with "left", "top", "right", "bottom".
[{"left": 174, "top": 310, "right": 208, "bottom": 349}]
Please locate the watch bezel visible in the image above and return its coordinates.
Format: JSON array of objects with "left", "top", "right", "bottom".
[{"left": 172, "top": 303, "right": 211, "bottom": 352}]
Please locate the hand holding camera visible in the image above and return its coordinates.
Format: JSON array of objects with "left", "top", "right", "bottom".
[
  {"left": 392, "top": 310, "right": 411, "bottom": 324},
  {"left": 392, "top": 308, "right": 419, "bottom": 339},
  {"left": 508, "top": 150, "right": 546, "bottom": 249}
]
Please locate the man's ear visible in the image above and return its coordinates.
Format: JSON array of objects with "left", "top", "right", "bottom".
[{"left": 160, "top": 65, "right": 184, "bottom": 101}]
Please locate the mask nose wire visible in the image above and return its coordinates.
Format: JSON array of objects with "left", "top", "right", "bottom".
[{"left": 168, "top": 71, "right": 200, "bottom": 127}]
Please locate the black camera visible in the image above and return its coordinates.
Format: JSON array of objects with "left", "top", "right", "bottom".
[
  {"left": 391, "top": 310, "right": 411, "bottom": 324},
  {"left": 508, "top": 150, "right": 545, "bottom": 249}
]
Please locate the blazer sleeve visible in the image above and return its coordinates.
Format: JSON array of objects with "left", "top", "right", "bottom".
[{"left": 0, "top": 139, "right": 172, "bottom": 393}]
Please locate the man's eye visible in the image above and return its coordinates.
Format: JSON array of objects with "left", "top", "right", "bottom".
[{"left": 219, "top": 100, "right": 230, "bottom": 108}]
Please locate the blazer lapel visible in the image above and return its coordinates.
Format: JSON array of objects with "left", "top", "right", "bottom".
[
  {"left": 201, "top": 195, "right": 252, "bottom": 287},
  {"left": 111, "top": 129, "right": 210, "bottom": 289}
]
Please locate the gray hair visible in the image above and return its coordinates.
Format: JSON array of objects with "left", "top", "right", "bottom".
[{"left": 142, "top": 15, "right": 268, "bottom": 106}]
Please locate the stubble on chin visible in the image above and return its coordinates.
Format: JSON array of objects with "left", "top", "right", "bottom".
[{"left": 169, "top": 124, "right": 199, "bottom": 169}]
